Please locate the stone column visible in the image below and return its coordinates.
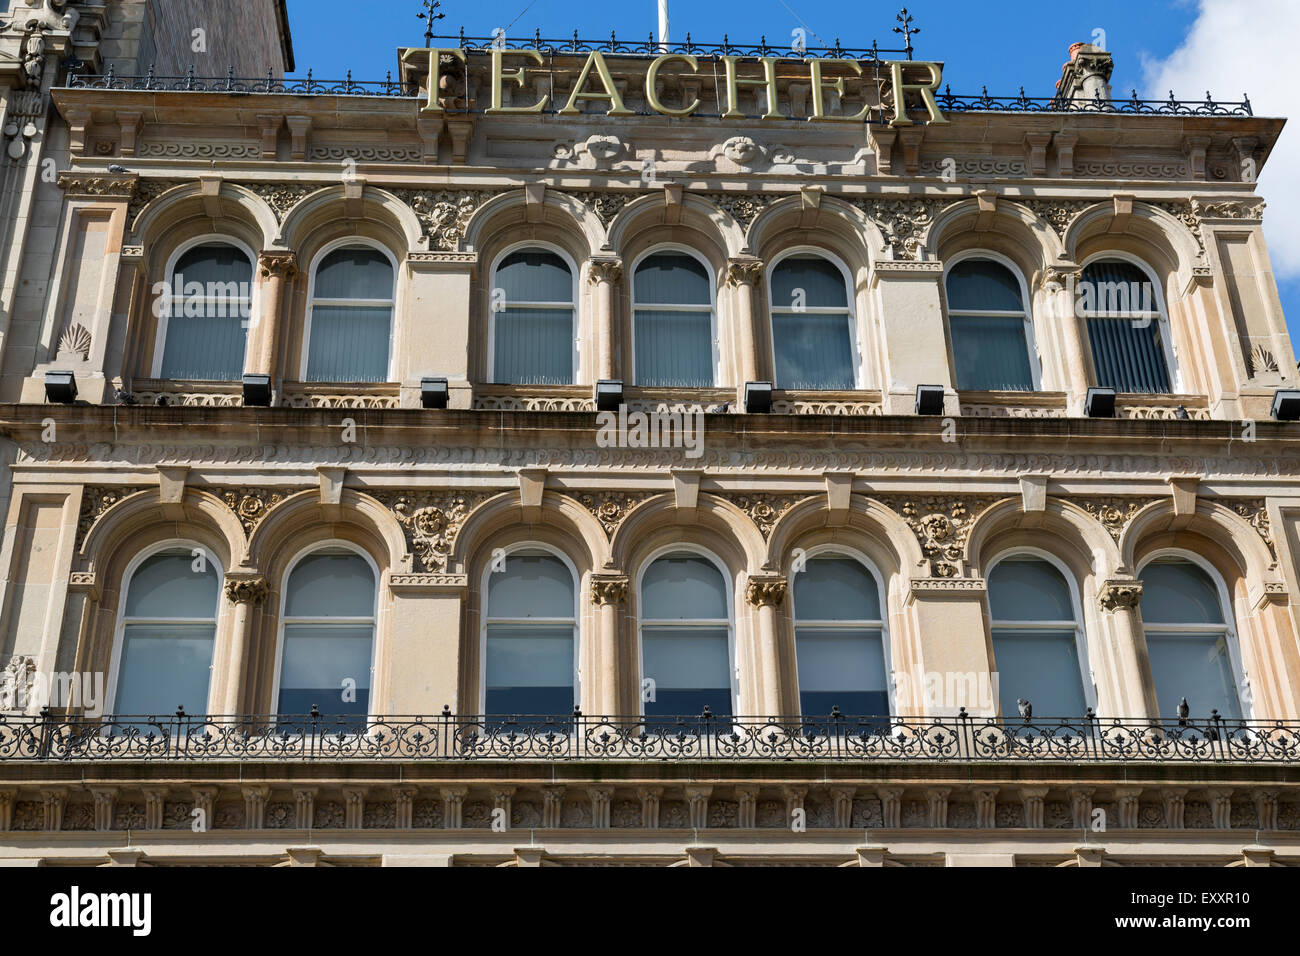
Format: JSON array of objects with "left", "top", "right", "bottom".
[
  {"left": 587, "top": 258, "right": 622, "bottom": 382},
  {"left": 1097, "top": 579, "right": 1153, "bottom": 720},
  {"left": 746, "top": 574, "right": 788, "bottom": 717},
  {"left": 251, "top": 252, "right": 297, "bottom": 384},
  {"left": 590, "top": 575, "right": 629, "bottom": 717},
  {"left": 222, "top": 576, "right": 269, "bottom": 715},
  {"left": 726, "top": 258, "right": 764, "bottom": 388},
  {"left": 1042, "top": 268, "right": 1090, "bottom": 414}
]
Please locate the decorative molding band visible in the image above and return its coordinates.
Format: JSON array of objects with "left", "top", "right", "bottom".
[
  {"left": 57, "top": 172, "right": 136, "bottom": 199},
  {"left": 388, "top": 573, "right": 469, "bottom": 592},
  {"left": 872, "top": 260, "right": 944, "bottom": 278},
  {"left": 909, "top": 578, "right": 987, "bottom": 596}
]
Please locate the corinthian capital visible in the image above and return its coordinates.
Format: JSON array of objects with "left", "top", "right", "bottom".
[
  {"left": 1098, "top": 580, "right": 1142, "bottom": 612},
  {"left": 587, "top": 258, "right": 623, "bottom": 285},
  {"left": 746, "top": 575, "right": 788, "bottom": 608},
  {"left": 726, "top": 258, "right": 764, "bottom": 289},
  {"left": 224, "top": 576, "right": 270, "bottom": 605},
  {"left": 258, "top": 251, "right": 298, "bottom": 279},
  {"left": 590, "top": 575, "right": 629, "bottom": 607}
]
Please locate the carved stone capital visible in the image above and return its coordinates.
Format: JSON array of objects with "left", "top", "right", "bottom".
[
  {"left": 725, "top": 258, "right": 764, "bottom": 289},
  {"left": 1098, "top": 580, "right": 1142, "bottom": 612},
  {"left": 746, "top": 575, "right": 788, "bottom": 608},
  {"left": 258, "top": 251, "right": 299, "bottom": 279},
  {"left": 586, "top": 257, "right": 623, "bottom": 285},
  {"left": 590, "top": 575, "right": 629, "bottom": 607},
  {"left": 224, "top": 576, "right": 270, "bottom": 605}
]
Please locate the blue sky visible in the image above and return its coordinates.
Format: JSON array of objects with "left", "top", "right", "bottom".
[{"left": 285, "top": 0, "right": 1297, "bottom": 344}]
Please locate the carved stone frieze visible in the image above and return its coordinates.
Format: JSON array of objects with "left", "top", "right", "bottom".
[
  {"left": 57, "top": 172, "right": 135, "bottom": 199},
  {"left": 856, "top": 199, "right": 941, "bottom": 260},
  {"left": 136, "top": 140, "right": 260, "bottom": 160},
  {"left": 1021, "top": 199, "right": 1095, "bottom": 240},
  {"left": 213, "top": 488, "right": 290, "bottom": 538},
  {"left": 247, "top": 182, "right": 317, "bottom": 223},
  {"left": 1073, "top": 497, "right": 1160, "bottom": 542},
  {"left": 577, "top": 492, "right": 654, "bottom": 537},
  {"left": 1193, "top": 198, "right": 1265, "bottom": 221},
  {"left": 573, "top": 191, "right": 634, "bottom": 225},
  {"left": 703, "top": 192, "right": 772, "bottom": 227},
  {"left": 724, "top": 493, "right": 810, "bottom": 540},
  {"left": 391, "top": 189, "right": 484, "bottom": 251},
  {"left": 877, "top": 495, "right": 1004, "bottom": 578},
  {"left": 374, "top": 492, "right": 490, "bottom": 572}
]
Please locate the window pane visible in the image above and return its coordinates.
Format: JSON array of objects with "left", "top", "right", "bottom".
[
  {"left": 772, "top": 312, "right": 855, "bottom": 390},
  {"left": 1083, "top": 260, "right": 1170, "bottom": 394},
  {"left": 946, "top": 260, "right": 1024, "bottom": 312},
  {"left": 162, "top": 245, "right": 251, "bottom": 381},
  {"left": 306, "top": 304, "right": 392, "bottom": 382},
  {"left": 314, "top": 248, "right": 393, "bottom": 300},
  {"left": 285, "top": 552, "right": 375, "bottom": 618},
  {"left": 1140, "top": 561, "right": 1225, "bottom": 625},
  {"left": 125, "top": 551, "right": 219, "bottom": 618},
  {"left": 950, "top": 314, "right": 1034, "bottom": 391},
  {"left": 497, "top": 249, "right": 572, "bottom": 302},
  {"left": 992, "top": 628, "right": 1087, "bottom": 717},
  {"left": 1147, "top": 632, "right": 1241, "bottom": 720},
  {"left": 486, "top": 625, "right": 573, "bottom": 714},
  {"left": 771, "top": 256, "right": 849, "bottom": 309},
  {"left": 115, "top": 624, "right": 214, "bottom": 715},
  {"left": 278, "top": 624, "right": 373, "bottom": 715},
  {"left": 796, "top": 628, "right": 888, "bottom": 717},
  {"left": 642, "top": 626, "right": 731, "bottom": 716},
  {"left": 794, "top": 558, "right": 879, "bottom": 621},
  {"left": 487, "top": 554, "right": 574, "bottom": 620},
  {"left": 493, "top": 307, "right": 574, "bottom": 385},
  {"left": 988, "top": 560, "right": 1074, "bottom": 622},
  {"left": 634, "top": 309, "right": 714, "bottom": 386},
  {"left": 634, "top": 253, "right": 710, "bottom": 305},
  {"left": 641, "top": 555, "right": 728, "bottom": 620}
]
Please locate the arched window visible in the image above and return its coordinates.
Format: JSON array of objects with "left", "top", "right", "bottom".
[
  {"left": 1140, "top": 558, "right": 1242, "bottom": 720},
  {"left": 491, "top": 248, "right": 576, "bottom": 385},
  {"left": 639, "top": 552, "right": 732, "bottom": 718},
  {"left": 277, "top": 549, "right": 376, "bottom": 716},
  {"left": 988, "top": 557, "right": 1089, "bottom": 718},
  {"left": 112, "top": 548, "right": 220, "bottom": 716},
  {"left": 1080, "top": 258, "right": 1172, "bottom": 394},
  {"left": 158, "top": 243, "right": 253, "bottom": 380},
  {"left": 305, "top": 246, "right": 394, "bottom": 382},
  {"left": 483, "top": 550, "right": 576, "bottom": 716},
  {"left": 633, "top": 252, "right": 715, "bottom": 387},
  {"left": 769, "top": 255, "right": 856, "bottom": 390},
  {"left": 792, "top": 556, "right": 888, "bottom": 718},
  {"left": 944, "top": 258, "right": 1036, "bottom": 391}
]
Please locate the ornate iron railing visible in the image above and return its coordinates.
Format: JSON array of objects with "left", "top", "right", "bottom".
[
  {"left": 431, "top": 30, "right": 911, "bottom": 61},
  {"left": 2, "top": 708, "right": 1297, "bottom": 763},
  {"left": 937, "top": 85, "right": 1254, "bottom": 117},
  {"left": 65, "top": 66, "right": 418, "bottom": 97}
]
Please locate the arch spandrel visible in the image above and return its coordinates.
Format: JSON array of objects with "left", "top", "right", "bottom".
[
  {"left": 1122, "top": 498, "right": 1281, "bottom": 592},
  {"left": 765, "top": 493, "right": 922, "bottom": 582},
  {"left": 245, "top": 489, "right": 407, "bottom": 582},
  {"left": 607, "top": 193, "right": 745, "bottom": 261},
  {"left": 464, "top": 189, "right": 605, "bottom": 257},
  {"left": 609, "top": 493, "right": 765, "bottom": 578},
  {"left": 451, "top": 490, "right": 608, "bottom": 577},
  {"left": 1065, "top": 201, "right": 1204, "bottom": 284},
  {"left": 278, "top": 185, "right": 424, "bottom": 254},
  {"left": 747, "top": 195, "right": 884, "bottom": 271},
  {"left": 928, "top": 197, "right": 1066, "bottom": 275},
  {"left": 78, "top": 487, "right": 243, "bottom": 577}
]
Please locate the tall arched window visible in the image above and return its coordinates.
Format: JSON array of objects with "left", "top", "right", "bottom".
[
  {"left": 988, "top": 556, "right": 1089, "bottom": 718},
  {"left": 1139, "top": 557, "right": 1242, "bottom": 720},
  {"left": 1080, "top": 258, "right": 1172, "bottom": 394},
  {"left": 277, "top": 549, "right": 376, "bottom": 716},
  {"left": 158, "top": 243, "right": 253, "bottom": 380},
  {"left": 945, "top": 258, "right": 1036, "bottom": 391},
  {"left": 491, "top": 248, "right": 576, "bottom": 385},
  {"left": 769, "top": 254, "right": 856, "bottom": 390},
  {"left": 792, "top": 556, "right": 888, "bottom": 718},
  {"left": 305, "top": 246, "right": 394, "bottom": 382},
  {"left": 639, "top": 552, "right": 732, "bottom": 718},
  {"left": 112, "top": 547, "right": 220, "bottom": 716},
  {"left": 633, "top": 252, "right": 715, "bottom": 387},
  {"left": 483, "top": 550, "right": 577, "bottom": 716}
]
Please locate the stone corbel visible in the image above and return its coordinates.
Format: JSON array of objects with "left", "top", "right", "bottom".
[
  {"left": 1248, "top": 580, "right": 1287, "bottom": 613},
  {"left": 1168, "top": 476, "right": 1198, "bottom": 529},
  {"left": 446, "top": 118, "right": 475, "bottom": 164},
  {"left": 256, "top": 114, "right": 283, "bottom": 159},
  {"left": 824, "top": 471, "right": 854, "bottom": 525},
  {"left": 799, "top": 185, "right": 823, "bottom": 228},
  {"left": 855, "top": 845, "right": 889, "bottom": 867},
  {"left": 973, "top": 190, "right": 997, "bottom": 231},
  {"left": 897, "top": 127, "right": 924, "bottom": 175},
  {"left": 671, "top": 468, "right": 702, "bottom": 516},
  {"left": 285, "top": 115, "right": 312, "bottom": 161},
  {"left": 198, "top": 175, "right": 223, "bottom": 219},
  {"left": 1183, "top": 135, "right": 1210, "bottom": 180},
  {"left": 1231, "top": 136, "right": 1259, "bottom": 176},
  {"left": 1023, "top": 132, "right": 1052, "bottom": 177},
  {"left": 1053, "top": 131, "right": 1077, "bottom": 176},
  {"left": 417, "top": 113, "right": 444, "bottom": 163},
  {"left": 524, "top": 182, "right": 546, "bottom": 222},
  {"left": 518, "top": 467, "right": 546, "bottom": 522},
  {"left": 156, "top": 465, "right": 189, "bottom": 521},
  {"left": 115, "top": 111, "right": 143, "bottom": 157},
  {"left": 343, "top": 180, "right": 365, "bottom": 219},
  {"left": 663, "top": 182, "right": 684, "bottom": 224},
  {"left": 1018, "top": 475, "right": 1049, "bottom": 514},
  {"left": 63, "top": 107, "right": 91, "bottom": 156},
  {"left": 1110, "top": 194, "right": 1133, "bottom": 233},
  {"left": 869, "top": 126, "right": 897, "bottom": 174},
  {"left": 318, "top": 466, "right": 346, "bottom": 519}
]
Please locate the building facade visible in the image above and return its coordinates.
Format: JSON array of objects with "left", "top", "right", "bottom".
[{"left": 0, "top": 12, "right": 1299, "bottom": 866}]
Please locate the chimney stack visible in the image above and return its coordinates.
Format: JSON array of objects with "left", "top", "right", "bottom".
[{"left": 1056, "top": 42, "right": 1114, "bottom": 104}]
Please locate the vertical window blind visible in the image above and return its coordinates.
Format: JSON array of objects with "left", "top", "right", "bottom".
[
  {"left": 1081, "top": 259, "right": 1171, "bottom": 394},
  {"left": 945, "top": 259, "right": 1036, "bottom": 391},
  {"left": 640, "top": 553, "right": 732, "bottom": 719},
  {"left": 770, "top": 256, "right": 856, "bottom": 390},
  {"left": 794, "top": 557, "right": 888, "bottom": 720},
  {"left": 161, "top": 245, "right": 252, "bottom": 381},
  {"left": 484, "top": 552, "right": 576, "bottom": 716},
  {"left": 634, "top": 253, "right": 715, "bottom": 387},
  {"left": 306, "top": 248, "right": 394, "bottom": 383},
  {"left": 493, "top": 249, "right": 576, "bottom": 385}
]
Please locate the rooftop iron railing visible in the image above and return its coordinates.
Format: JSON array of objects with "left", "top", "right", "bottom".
[{"left": 1, "top": 707, "right": 1296, "bottom": 763}]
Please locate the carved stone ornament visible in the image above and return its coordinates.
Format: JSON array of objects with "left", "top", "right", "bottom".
[
  {"left": 126, "top": 179, "right": 183, "bottom": 231},
  {"left": 724, "top": 494, "right": 810, "bottom": 540},
  {"left": 1193, "top": 198, "right": 1265, "bottom": 221},
  {"left": 572, "top": 134, "right": 628, "bottom": 168},
  {"left": 585, "top": 259, "right": 623, "bottom": 286},
  {"left": 1021, "top": 199, "right": 1094, "bottom": 240},
  {"left": 573, "top": 191, "right": 633, "bottom": 226},
  {"left": 704, "top": 192, "right": 772, "bottom": 227},
  {"left": 1154, "top": 201, "right": 1207, "bottom": 263},
  {"left": 375, "top": 492, "right": 488, "bottom": 572},
  {"left": 215, "top": 488, "right": 289, "bottom": 538},
  {"left": 1098, "top": 581, "right": 1143, "bottom": 612},
  {"left": 577, "top": 492, "right": 653, "bottom": 537},
  {"left": 878, "top": 495, "right": 1003, "bottom": 578},
  {"left": 745, "top": 576, "right": 788, "bottom": 607},
  {"left": 76, "top": 486, "right": 144, "bottom": 552},
  {"left": 725, "top": 259, "right": 764, "bottom": 288},
  {"left": 224, "top": 577, "right": 270, "bottom": 605},
  {"left": 590, "top": 576, "right": 629, "bottom": 606},
  {"left": 392, "top": 189, "right": 483, "bottom": 252},
  {"left": 1, "top": 656, "right": 36, "bottom": 712},
  {"left": 56, "top": 323, "right": 91, "bottom": 360},
  {"left": 248, "top": 182, "right": 317, "bottom": 224},
  {"left": 1074, "top": 497, "right": 1159, "bottom": 542},
  {"left": 16, "top": 0, "right": 79, "bottom": 32},
  {"left": 57, "top": 172, "right": 136, "bottom": 199},
  {"left": 258, "top": 252, "right": 298, "bottom": 279},
  {"left": 857, "top": 199, "right": 941, "bottom": 260},
  {"left": 1248, "top": 344, "right": 1280, "bottom": 375},
  {"left": 1234, "top": 500, "right": 1277, "bottom": 564}
]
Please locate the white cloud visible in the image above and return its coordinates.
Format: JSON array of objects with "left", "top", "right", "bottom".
[{"left": 1142, "top": 0, "right": 1300, "bottom": 277}]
